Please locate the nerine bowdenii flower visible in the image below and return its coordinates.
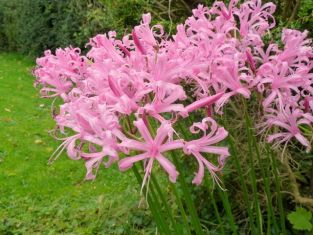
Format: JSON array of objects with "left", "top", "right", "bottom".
[{"left": 34, "top": 0, "right": 313, "bottom": 186}]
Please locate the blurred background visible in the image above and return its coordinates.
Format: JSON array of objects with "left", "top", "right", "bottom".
[{"left": 0, "top": 0, "right": 312, "bottom": 57}]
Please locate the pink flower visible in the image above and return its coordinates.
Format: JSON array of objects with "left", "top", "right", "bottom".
[
  {"left": 257, "top": 62, "right": 303, "bottom": 109},
  {"left": 142, "top": 81, "right": 187, "bottom": 121},
  {"left": 265, "top": 106, "right": 313, "bottom": 152},
  {"left": 105, "top": 75, "right": 142, "bottom": 115},
  {"left": 192, "top": 4, "right": 210, "bottom": 19},
  {"left": 212, "top": 60, "right": 251, "bottom": 112},
  {"left": 235, "top": 0, "right": 276, "bottom": 37},
  {"left": 279, "top": 29, "right": 312, "bottom": 67},
  {"left": 119, "top": 119, "right": 184, "bottom": 186},
  {"left": 211, "top": 0, "right": 238, "bottom": 20},
  {"left": 52, "top": 97, "right": 121, "bottom": 179},
  {"left": 254, "top": 43, "right": 279, "bottom": 64},
  {"left": 134, "top": 13, "right": 159, "bottom": 48},
  {"left": 34, "top": 1, "right": 313, "bottom": 187},
  {"left": 34, "top": 48, "right": 87, "bottom": 99},
  {"left": 87, "top": 33, "right": 125, "bottom": 63},
  {"left": 183, "top": 118, "right": 229, "bottom": 185}
]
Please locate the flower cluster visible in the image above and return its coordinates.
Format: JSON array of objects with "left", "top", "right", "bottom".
[{"left": 34, "top": 0, "right": 313, "bottom": 186}]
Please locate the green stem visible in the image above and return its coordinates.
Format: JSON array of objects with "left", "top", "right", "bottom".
[
  {"left": 268, "top": 146, "right": 286, "bottom": 234},
  {"left": 150, "top": 174, "right": 181, "bottom": 234},
  {"left": 171, "top": 183, "right": 193, "bottom": 235},
  {"left": 132, "top": 165, "right": 170, "bottom": 234},
  {"left": 205, "top": 178, "right": 225, "bottom": 234},
  {"left": 227, "top": 135, "right": 256, "bottom": 233},
  {"left": 217, "top": 186, "right": 237, "bottom": 234},
  {"left": 171, "top": 151, "right": 204, "bottom": 234},
  {"left": 243, "top": 99, "right": 263, "bottom": 234},
  {"left": 243, "top": 101, "right": 279, "bottom": 234}
]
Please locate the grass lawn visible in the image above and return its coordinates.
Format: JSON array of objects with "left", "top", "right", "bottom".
[{"left": 0, "top": 53, "right": 152, "bottom": 234}]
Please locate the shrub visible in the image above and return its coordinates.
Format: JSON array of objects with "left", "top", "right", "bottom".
[{"left": 0, "top": 0, "right": 312, "bottom": 56}]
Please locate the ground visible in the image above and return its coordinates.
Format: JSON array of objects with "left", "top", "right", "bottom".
[{"left": 0, "top": 53, "right": 151, "bottom": 234}]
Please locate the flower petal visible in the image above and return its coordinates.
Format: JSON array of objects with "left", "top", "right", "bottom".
[
  {"left": 157, "top": 154, "right": 179, "bottom": 183},
  {"left": 185, "top": 93, "right": 223, "bottom": 114},
  {"left": 295, "top": 133, "right": 311, "bottom": 152},
  {"left": 159, "top": 140, "right": 184, "bottom": 152},
  {"left": 119, "top": 139, "right": 148, "bottom": 151},
  {"left": 134, "top": 119, "right": 153, "bottom": 143},
  {"left": 118, "top": 153, "right": 149, "bottom": 171},
  {"left": 200, "top": 146, "right": 230, "bottom": 156},
  {"left": 191, "top": 152, "right": 205, "bottom": 185}
]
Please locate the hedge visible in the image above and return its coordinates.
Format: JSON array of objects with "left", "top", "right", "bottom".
[{"left": 0, "top": 0, "right": 312, "bottom": 56}]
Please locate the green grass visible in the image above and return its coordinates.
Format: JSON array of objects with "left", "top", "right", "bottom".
[{"left": 0, "top": 53, "right": 152, "bottom": 234}]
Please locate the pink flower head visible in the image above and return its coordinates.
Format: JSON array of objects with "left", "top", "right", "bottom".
[
  {"left": 265, "top": 105, "right": 313, "bottom": 152},
  {"left": 183, "top": 118, "right": 229, "bottom": 186},
  {"left": 52, "top": 97, "right": 121, "bottom": 179},
  {"left": 87, "top": 33, "right": 125, "bottom": 64},
  {"left": 280, "top": 29, "right": 312, "bottom": 63},
  {"left": 235, "top": 0, "right": 276, "bottom": 37},
  {"left": 212, "top": 60, "right": 251, "bottom": 112},
  {"left": 257, "top": 62, "right": 303, "bottom": 110},
  {"left": 34, "top": 48, "right": 87, "bottom": 100},
  {"left": 119, "top": 119, "right": 184, "bottom": 187},
  {"left": 34, "top": 1, "right": 313, "bottom": 189},
  {"left": 192, "top": 4, "right": 210, "bottom": 19},
  {"left": 135, "top": 13, "right": 159, "bottom": 47},
  {"left": 142, "top": 81, "right": 187, "bottom": 121},
  {"left": 211, "top": 0, "right": 238, "bottom": 20},
  {"left": 105, "top": 75, "right": 142, "bottom": 115}
]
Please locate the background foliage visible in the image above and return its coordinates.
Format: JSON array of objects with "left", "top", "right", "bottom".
[{"left": 1, "top": 0, "right": 310, "bottom": 57}]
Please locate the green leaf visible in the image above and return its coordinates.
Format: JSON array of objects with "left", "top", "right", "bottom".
[{"left": 288, "top": 207, "right": 313, "bottom": 231}]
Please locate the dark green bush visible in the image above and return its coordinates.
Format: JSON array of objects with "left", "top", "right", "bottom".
[
  {"left": 1, "top": 0, "right": 310, "bottom": 57},
  {"left": 0, "top": 0, "right": 150, "bottom": 56}
]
